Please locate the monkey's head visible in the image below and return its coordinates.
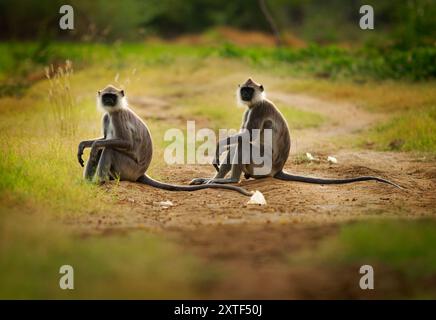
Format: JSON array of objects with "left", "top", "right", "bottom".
[
  {"left": 237, "top": 78, "right": 265, "bottom": 107},
  {"left": 97, "top": 85, "right": 127, "bottom": 112}
]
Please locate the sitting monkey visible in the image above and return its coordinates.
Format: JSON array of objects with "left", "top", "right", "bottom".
[{"left": 190, "top": 78, "right": 401, "bottom": 189}]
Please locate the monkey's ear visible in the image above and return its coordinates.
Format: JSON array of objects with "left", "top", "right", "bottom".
[
  {"left": 260, "top": 85, "right": 264, "bottom": 92},
  {"left": 120, "top": 90, "right": 125, "bottom": 97}
]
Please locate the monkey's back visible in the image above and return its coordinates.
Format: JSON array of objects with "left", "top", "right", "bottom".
[
  {"left": 117, "top": 107, "right": 153, "bottom": 171},
  {"left": 244, "top": 100, "right": 290, "bottom": 177},
  {"left": 264, "top": 100, "right": 291, "bottom": 174}
]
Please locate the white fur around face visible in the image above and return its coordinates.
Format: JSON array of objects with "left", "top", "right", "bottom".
[
  {"left": 236, "top": 88, "right": 266, "bottom": 108},
  {"left": 97, "top": 95, "right": 128, "bottom": 113}
]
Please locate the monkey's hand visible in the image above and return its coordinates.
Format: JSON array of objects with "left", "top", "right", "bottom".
[
  {"left": 212, "top": 143, "right": 220, "bottom": 172},
  {"left": 189, "top": 178, "right": 210, "bottom": 185},
  {"left": 77, "top": 142, "right": 86, "bottom": 167},
  {"left": 213, "top": 141, "right": 231, "bottom": 172}
]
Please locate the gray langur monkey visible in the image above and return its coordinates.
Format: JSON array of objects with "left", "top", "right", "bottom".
[
  {"left": 77, "top": 85, "right": 252, "bottom": 196},
  {"left": 190, "top": 78, "right": 402, "bottom": 189}
]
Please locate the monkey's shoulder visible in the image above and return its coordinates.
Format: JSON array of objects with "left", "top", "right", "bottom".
[
  {"left": 249, "top": 100, "right": 280, "bottom": 119},
  {"left": 114, "top": 107, "right": 143, "bottom": 124}
]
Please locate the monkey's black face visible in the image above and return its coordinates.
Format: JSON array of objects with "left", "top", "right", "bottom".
[
  {"left": 102, "top": 93, "right": 118, "bottom": 107},
  {"left": 240, "top": 86, "right": 255, "bottom": 101}
]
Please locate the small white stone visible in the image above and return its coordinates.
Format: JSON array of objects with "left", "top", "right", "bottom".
[
  {"left": 327, "top": 156, "right": 338, "bottom": 164},
  {"left": 159, "top": 200, "right": 174, "bottom": 208},
  {"left": 247, "top": 190, "right": 267, "bottom": 205},
  {"left": 306, "top": 152, "right": 316, "bottom": 161}
]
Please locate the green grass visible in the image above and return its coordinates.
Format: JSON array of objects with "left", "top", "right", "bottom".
[
  {"left": 365, "top": 106, "right": 436, "bottom": 152},
  {"left": 0, "top": 42, "right": 214, "bottom": 75},
  {"left": 218, "top": 43, "right": 436, "bottom": 80},
  {"left": 0, "top": 89, "right": 103, "bottom": 216},
  {"left": 279, "top": 105, "right": 325, "bottom": 129}
]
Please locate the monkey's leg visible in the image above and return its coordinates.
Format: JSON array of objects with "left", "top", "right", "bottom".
[
  {"left": 206, "top": 142, "right": 269, "bottom": 184},
  {"left": 93, "top": 149, "right": 114, "bottom": 184},
  {"left": 193, "top": 143, "right": 245, "bottom": 185},
  {"left": 94, "top": 149, "right": 144, "bottom": 184},
  {"left": 214, "top": 145, "right": 237, "bottom": 178},
  {"left": 190, "top": 145, "right": 236, "bottom": 185},
  {"left": 83, "top": 149, "right": 103, "bottom": 181},
  {"left": 206, "top": 163, "right": 242, "bottom": 184}
]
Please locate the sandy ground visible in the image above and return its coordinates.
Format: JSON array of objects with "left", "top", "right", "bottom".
[{"left": 75, "top": 92, "right": 436, "bottom": 298}]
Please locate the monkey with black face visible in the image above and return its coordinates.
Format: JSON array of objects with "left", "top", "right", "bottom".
[
  {"left": 190, "top": 78, "right": 402, "bottom": 188},
  {"left": 77, "top": 85, "right": 252, "bottom": 196}
]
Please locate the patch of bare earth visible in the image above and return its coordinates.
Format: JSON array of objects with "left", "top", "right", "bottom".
[{"left": 76, "top": 92, "right": 436, "bottom": 298}]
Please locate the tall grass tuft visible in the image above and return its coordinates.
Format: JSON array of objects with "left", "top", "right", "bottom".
[{"left": 45, "top": 60, "right": 77, "bottom": 136}]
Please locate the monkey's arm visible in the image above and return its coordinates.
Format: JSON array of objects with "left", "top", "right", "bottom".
[
  {"left": 85, "top": 138, "right": 132, "bottom": 168},
  {"left": 217, "top": 109, "right": 266, "bottom": 152},
  {"left": 213, "top": 114, "right": 265, "bottom": 170},
  {"left": 212, "top": 131, "right": 249, "bottom": 171},
  {"left": 77, "top": 137, "right": 105, "bottom": 167},
  {"left": 78, "top": 115, "right": 110, "bottom": 166},
  {"left": 90, "top": 139, "right": 132, "bottom": 150},
  {"left": 79, "top": 138, "right": 104, "bottom": 148},
  {"left": 216, "top": 131, "right": 250, "bottom": 154},
  {"left": 78, "top": 138, "right": 131, "bottom": 168}
]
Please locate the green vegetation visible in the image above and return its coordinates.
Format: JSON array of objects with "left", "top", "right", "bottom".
[
  {"left": 219, "top": 43, "right": 436, "bottom": 81},
  {"left": 0, "top": 76, "right": 101, "bottom": 215},
  {"left": 1, "top": 0, "right": 434, "bottom": 47},
  {"left": 279, "top": 105, "right": 324, "bottom": 129},
  {"left": 367, "top": 106, "right": 436, "bottom": 152}
]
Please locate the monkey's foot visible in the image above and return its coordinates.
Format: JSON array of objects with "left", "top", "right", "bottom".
[
  {"left": 190, "top": 177, "right": 240, "bottom": 185},
  {"left": 206, "top": 178, "right": 240, "bottom": 184},
  {"left": 189, "top": 178, "right": 210, "bottom": 185}
]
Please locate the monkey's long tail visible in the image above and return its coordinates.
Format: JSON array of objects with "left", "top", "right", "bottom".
[
  {"left": 274, "top": 171, "right": 403, "bottom": 189},
  {"left": 137, "top": 175, "right": 253, "bottom": 196}
]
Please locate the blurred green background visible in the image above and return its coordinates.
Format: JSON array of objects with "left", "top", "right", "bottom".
[{"left": 1, "top": 0, "right": 435, "bottom": 47}]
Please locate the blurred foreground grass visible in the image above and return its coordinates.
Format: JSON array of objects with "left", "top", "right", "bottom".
[
  {"left": 0, "top": 210, "right": 212, "bottom": 299},
  {"left": 290, "top": 220, "right": 436, "bottom": 298}
]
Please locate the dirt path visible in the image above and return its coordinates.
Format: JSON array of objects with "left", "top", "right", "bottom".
[{"left": 79, "top": 91, "right": 436, "bottom": 298}]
